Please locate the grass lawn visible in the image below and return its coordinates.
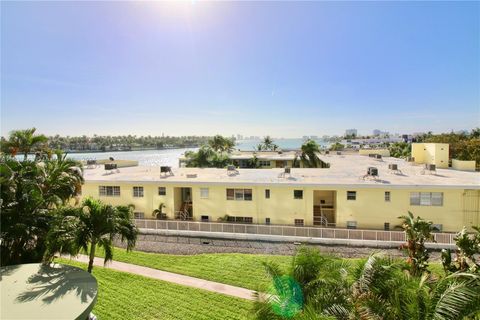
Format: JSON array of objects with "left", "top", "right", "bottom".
[
  {"left": 91, "top": 247, "right": 292, "bottom": 290},
  {"left": 89, "top": 247, "right": 444, "bottom": 290},
  {"left": 58, "top": 258, "right": 253, "bottom": 320}
]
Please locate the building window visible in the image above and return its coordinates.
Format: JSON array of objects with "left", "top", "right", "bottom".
[
  {"left": 410, "top": 192, "right": 443, "bottom": 206},
  {"left": 294, "top": 219, "right": 304, "bottom": 226},
  {"left": 294, "top": 190, "right": 303, "bottom": 199},
  {"left": 158, "top": 187, "right": 166, "bottom": 196},
  {"left": 200, "top": 188, "right": 209, "bottom": 199},
  {"left": 201, "top": 215, "right": 209, "bottom": 222},
  {"left": 133, "top": 186, "right": 144, "bottom": 197},
  {"left": 99, "top": 186, "right": 120, "bottom": 197},
  {"left": 385, "top": 191, "right": 391, "bottom": 202},
  {"left": 266, "top": 218, "right": 271, "bottom": 225},
  {"left": 244, "top": 217, "right": 253, "bottom": 223},
  {"left": 226, "top": 216, "right": 253, "bottom": 224},
  {"left": 134, "top": 212, "right": 144, "bottom": 219},
  {"left": 226, "top": 188, "right": 253, "bottom": 201},
  {"left": 259, "top": 160, "right": 271, "bottom": 167},
  {"left": 347, "top": 191, "right": 356, "bottom": 200},
  {"left": 265, "top": 189, "right": 270, "bottom": 199}
]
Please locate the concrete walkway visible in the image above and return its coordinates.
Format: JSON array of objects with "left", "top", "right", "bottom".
[{"left": 68, "top": 255, "right": 256, "bottom": 301}]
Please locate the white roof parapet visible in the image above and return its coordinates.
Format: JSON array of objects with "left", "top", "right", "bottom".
[{"left": 84, "top": 154, "right": 480, "bottom": 189}]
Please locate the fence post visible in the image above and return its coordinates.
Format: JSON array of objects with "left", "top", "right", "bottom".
[{"left": 155, "top": 220, "right": 158, "bottom": 230}]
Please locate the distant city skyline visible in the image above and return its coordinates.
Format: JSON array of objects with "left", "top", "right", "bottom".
[{"left": 1, "top": 1, "right": 479, "bottom": 137}]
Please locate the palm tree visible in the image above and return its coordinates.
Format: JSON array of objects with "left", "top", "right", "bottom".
[
  {"left": 208, "top": 135, "right": 236, "bottom": 153},
  {"left": 0, "top": 152, "right": 84, "bottom": 266},
  {"left": 4, "top": 128, "right": 48, "bottom": 160},
  {"left": 255, "top": 248, "right": 480, "bottom": 320},
  {"left": 261, "top": 136, "right": 278, "bottom": 151},
  {"left": 45, "top": 197, "right": 138, "bottom": 273},
  {"left": 398, "top": 211, "right": 435, "bottom": 276},
  {"left": 298, "top": 140, "right": 324, "bottom": 168},
  {"left": 152, "top": 203, "right": 165, "bottom": 219},
  {"left": 184, "top": 146, "right": 216, "bottom": 167}
]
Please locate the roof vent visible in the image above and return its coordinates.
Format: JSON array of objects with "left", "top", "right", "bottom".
[
  {"left": 388, "top": 163, "right": 402, "bottom": 175},
  {"left": 406, "top": 156, "right": 415, "bottom": 162},
  {"left": 160, "top": 166, "right": 174, "bottom": 177},
  {"left": 325, "top": 150, "right": 330, "bottom": 155},
  {"left": 375, "top": 154, "right": 382, "bottom": 160},
  {"left": 421, "top": 164, "right": 436, "bottom": 175},
  {"left": 388, "top": 164, "right": 398, "bottom": 170},
  {"left": 104, "top": 163, "right": 119, "bottom": 174},
  {"left": 368, "top": 154, "right": 375, "bottom": 157},
  {"left": 336, "top": 151, "right": 342, "bottom": 155},
  {"left": 363, "top": 167, "right": 379, "bottom": 180},
  {"left": 105, "top": 163, "right": 117, "bottom": 170},
  {"left": 279, "top": 167, "right": 292, "bottom": 178},
  {"left": 367, "top": 167, "right": 378, "bottom": 176},
  {"left": 227, "top": 165, "right": 239, "bottom": 176}
]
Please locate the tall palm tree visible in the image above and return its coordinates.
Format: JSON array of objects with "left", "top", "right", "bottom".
[
  {"left": 208, "top": 135, "right": 236, "bottom": 153},
  {"left": 4, "top": 128, "right": 48, "bottom": 160},
  {"left": 45, "top": 197, "right": 138, "bottom": 273},
  {"left": 298, "top": 140, "right": 323, "bottom": 168},
  {"left": 261, "top": 136, "right": 278, "bottom": 151},
  {"left": 0, "top": 152, "right": 84, "bottom": 266}
]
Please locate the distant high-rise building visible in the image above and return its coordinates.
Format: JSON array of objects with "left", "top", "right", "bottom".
[
  {"left": 345, "top": 129, "right": 357, "bottom": 137},
  {"left": 372, "top": 129, "right": 389, "bottom": 136}
]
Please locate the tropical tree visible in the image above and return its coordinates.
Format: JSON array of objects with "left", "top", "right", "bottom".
[
  {"left": 329, "top": 142, "right": 344, "bottom": 151},
  {"left": 255, "top": 248, "right": 480, "bottom": 320},
  {"left": 297, "top": 140, "right": 325, "bottom": 168},
  {"left": 152, "top": 203, "right": 166, "bottom": 219},
  {"left": 259, "top": 136, "right": 279, "bottom": 151},
  {"left": 0, "top": 152, "right": 84, "bottom": 266},
  {"left": 184, "top": 146, "right": 217, "bottom": 167},
  {"left": 208, "top": 135, "right": 236, "bottom": 153},
  {"left": 44, "top": 197, "right": 138, "bottom": 273},
  {"left": 2, "top": 128, "right": 48, "bottom": 160},
  {"left": 442, "top": 226, "right": 480, "bottom": 273},
  {"left": 398, "top": 212, "right": 435, "bottom": 276},
  {"left": 388, "top": 141, "right": 411, "bottom": 158}
]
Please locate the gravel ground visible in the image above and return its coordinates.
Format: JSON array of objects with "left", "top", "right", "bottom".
[{"left": 117, "top": 234, "right": 442, "bottom": 260}]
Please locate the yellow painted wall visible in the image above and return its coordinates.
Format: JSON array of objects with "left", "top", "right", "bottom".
[
  {"left": 358, "top": 149, "right": 391, "bottom": 157},
  {"left": 411, "top": 143, "right": 449, "bottom": 168},
  {"left": 80, "top": 180, "right": 479, "bottom": 232},
  {"left": 452, "top": 159, "right": 476, "bottom": 172}
]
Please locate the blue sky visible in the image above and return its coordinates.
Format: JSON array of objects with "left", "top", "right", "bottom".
[{"left": 1, "top": 1, "right": 479, "bottom": 137}]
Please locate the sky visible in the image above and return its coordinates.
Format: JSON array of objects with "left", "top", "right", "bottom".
[{"left": 1, "top": 1, "right": 479, "bottom": 138}]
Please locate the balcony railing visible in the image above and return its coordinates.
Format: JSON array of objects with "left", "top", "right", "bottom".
[{"left": 133, "top": 219, "right": 456, "bottom": 245}]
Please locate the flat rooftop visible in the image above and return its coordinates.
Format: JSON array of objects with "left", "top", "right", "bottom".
[{"left": 83, "top": 154, "right": 480, "bottom": 189}]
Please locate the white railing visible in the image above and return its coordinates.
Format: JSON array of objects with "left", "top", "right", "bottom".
[{"left": 133, "top": 219, "right": 456, "bottom": 245}]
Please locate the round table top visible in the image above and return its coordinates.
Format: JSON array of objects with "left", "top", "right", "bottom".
[{"left": 1, "top": 263, "right": 98, "bottom": 320}]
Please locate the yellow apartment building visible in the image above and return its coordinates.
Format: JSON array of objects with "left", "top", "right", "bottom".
[{"left": 81, "top": 152, "right": 480, "bottom": 233}]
